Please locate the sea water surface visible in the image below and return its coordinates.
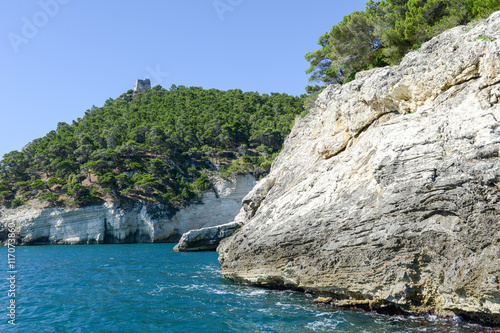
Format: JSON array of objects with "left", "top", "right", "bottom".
[{"left": 0, "top": 244, "right": 485, "bottom": 332}]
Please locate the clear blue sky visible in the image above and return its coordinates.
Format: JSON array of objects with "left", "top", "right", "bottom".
[{"left": 0, "top": 0, "right": 367, "bottom": 158}]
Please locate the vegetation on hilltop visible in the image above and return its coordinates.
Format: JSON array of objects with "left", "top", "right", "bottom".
[
  {"left": 305, "top": 0, "right": 500, "bottom": 93},
  {"left": 0, "top": 86, "right": 305, "bottom": 210},
  {"left": 5, "top": 0, "right": 498, "bottom": 211}
]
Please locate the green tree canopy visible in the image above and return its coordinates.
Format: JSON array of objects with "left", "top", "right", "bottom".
[
  {"left": 305, "top": 0, "right": 500, "bottom": 92},
  {"left": 0, "top": 86, "right": 306, "bottom": 211}
]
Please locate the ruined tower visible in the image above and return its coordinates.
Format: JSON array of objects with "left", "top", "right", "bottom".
[{"left": 134, "top": 79, "right": 151, "bottom": 93}]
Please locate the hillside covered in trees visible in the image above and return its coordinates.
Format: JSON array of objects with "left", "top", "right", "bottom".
[
  {"left": 4, "top": 0, "right": 499, "bottom": 213},
  {"left": 0, "top": 86, "right": 305, "bottom": 210},
  {"left": 305, "top": 0, "right": 500, "bottom": 93}
]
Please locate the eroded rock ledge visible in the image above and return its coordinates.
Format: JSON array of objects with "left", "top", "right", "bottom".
[
  {"left": 218, "top": 12, "right": 500, "bottom": 326},
  {"left": 173, "top": 222, "right": 241, "bottom": 252}
]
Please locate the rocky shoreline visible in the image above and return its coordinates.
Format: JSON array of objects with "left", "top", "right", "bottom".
[
  {"left": 0, "top": 175, "right": 255, "bottom": 245},
  {"left": 1, "top": 9, "right": 500, "bottom": 330},
  {"left": 217, "top": 12, "right": 500, "bottom": 327}
]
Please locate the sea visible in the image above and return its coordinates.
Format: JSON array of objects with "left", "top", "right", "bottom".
[{"left": 0, "top": 244, "right": 487, "bottom": 332}]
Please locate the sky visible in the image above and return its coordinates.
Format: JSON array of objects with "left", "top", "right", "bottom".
[{"left": 0, "top": 0, "right": 367, "bottom": 158}]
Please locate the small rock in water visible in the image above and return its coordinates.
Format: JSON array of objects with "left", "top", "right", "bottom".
[{"left": 313, "top": 297, "right": 333, "bottom": 304}]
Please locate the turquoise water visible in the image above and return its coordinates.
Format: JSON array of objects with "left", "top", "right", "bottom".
[{"left": 0, "top": 244, "right": 483, "bottom": 332}]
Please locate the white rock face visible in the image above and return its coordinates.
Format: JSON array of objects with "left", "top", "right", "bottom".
[
  {"left": 168, "top": 174, "right": 256, "bottom": 233},
  {"left": 0, "top": 175, "right": 256, "bottom": 245},
  {"left": 218, "top": 12, "right": 500, "bottom": 325}
]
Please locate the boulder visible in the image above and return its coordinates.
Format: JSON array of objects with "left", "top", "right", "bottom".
[{"left": 174, "top": 222, "right": 241, "bottom": 252}]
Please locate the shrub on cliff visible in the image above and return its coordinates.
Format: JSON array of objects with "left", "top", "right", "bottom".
[{"left": 305, "top": 0, "right": 500, "bottom": 92}]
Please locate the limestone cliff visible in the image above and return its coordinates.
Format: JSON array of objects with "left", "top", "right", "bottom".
[
  {"left": 0, "top": 175, "right": 255, "bottom": 245},
  {"left": 218, "top": 12, "right": 500, "bottom": 326}
]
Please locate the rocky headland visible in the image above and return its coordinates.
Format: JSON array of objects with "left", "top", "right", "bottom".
[
  {"left": 218, "top": 12, "right": 500, "bottom": 326},
  {"left": 0, "top": 175, "right": 255, "bottom": 245}
]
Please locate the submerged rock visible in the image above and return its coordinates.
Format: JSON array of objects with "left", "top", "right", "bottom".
[
  {"left": 218, "top": 12, "right": 500, "bottom": 326},
  {"left": 0, "top": 175, "right": 256, "bottom": 245}
]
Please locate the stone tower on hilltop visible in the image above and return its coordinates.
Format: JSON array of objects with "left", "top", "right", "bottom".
[{"left": 134, "top": 79, "right": 151, "bottom": 93}]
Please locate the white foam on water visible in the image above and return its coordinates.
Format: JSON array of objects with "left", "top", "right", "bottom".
[
  {"left": 147, "top": 283, "right": 168, "bottom": 295},
  {"left": 201, "top": 264, "right": 222, "bottom": 276},
  {"left": 305, "top": 318, "right": 340, "bottom": 331},
  {"left": 182, "top": 283, "right": 206, "bottom": 290},
  {"left": 246, "top": 289, "right": 267, "bottom": 296},
  {"left": 180, "top": 283, "right": 241, "bottom": 296},
  {"left": 275, "top": 302, "right": 292, "bottom": 309},
  {"left": 207, "top": 287, "right": 232, "bottom": 295}
]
